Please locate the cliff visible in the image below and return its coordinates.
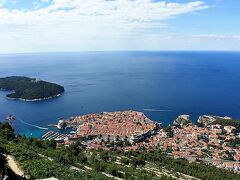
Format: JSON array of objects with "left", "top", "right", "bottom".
[
  {"left": 198, "top": 115, "right": 232, "bottom": 126},
  {"left": 173, "top": 115, "right": 192, "bottom": 126}
]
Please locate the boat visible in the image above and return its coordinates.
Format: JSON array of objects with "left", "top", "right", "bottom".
[{"left": 6, "top": 114, "right": 15, "bottom": 121}]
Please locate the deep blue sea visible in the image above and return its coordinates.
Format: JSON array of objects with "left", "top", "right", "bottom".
[{"left": 0, "top": 51, "right": 240, "bottom": 137}]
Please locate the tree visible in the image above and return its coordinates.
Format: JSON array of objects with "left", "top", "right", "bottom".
[
  {"left": 0, "top": 122, "right": 15, "bottom": 140},
  {"left": 107, "top": 165, "right": 118, "bottom": 177},
  {"left": 100, "top": 151, "right": 110, "bottom": 161},
  {"left": 131, "top": 156, "right": 146, "bottom": 167},
  {"left": 0, "top": 146, "right": 6, "bottom": 179},
  {"left": 92, "top": 159, "right": 106, "bottom": 172},
  {"left": 77, "top": 153, "right": 88, "bottom": 164},
  {"left": 45, "top": 139, "right": 57, "bottom": 149},
  {"left": 120, "top": 158, "right": 130, "bottom": 165}
]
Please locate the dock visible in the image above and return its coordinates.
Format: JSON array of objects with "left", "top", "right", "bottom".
[{"left": 41, "top": 131, "right": 68, "bottom": 141}]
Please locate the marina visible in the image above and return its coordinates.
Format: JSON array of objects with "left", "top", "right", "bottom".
[{"left": 41, "top": 131, "right": 69, "bottom": 141}]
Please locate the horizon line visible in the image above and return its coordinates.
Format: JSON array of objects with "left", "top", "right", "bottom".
[{"left": 1, "top": 50, "right": 240, "bottom": 56}]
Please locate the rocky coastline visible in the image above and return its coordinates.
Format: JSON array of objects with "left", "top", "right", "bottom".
[
  {"left": 6, "top": 93, "right": 63, "bottom": 102},
  {"left": 198, "top": 115, "right": 232, "bottom": 126}
]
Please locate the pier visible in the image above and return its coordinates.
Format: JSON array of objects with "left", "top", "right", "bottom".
[{"left": 41, "top": 131, "right": 68, "bottom": 141}]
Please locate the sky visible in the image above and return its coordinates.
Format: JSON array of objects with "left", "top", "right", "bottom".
[{"left": 0, "top": 0, "right": 239, "bottom": 53}]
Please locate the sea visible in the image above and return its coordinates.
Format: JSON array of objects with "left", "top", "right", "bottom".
[{"left": 0, "top": 51, "right": 240, "bottom": 138}]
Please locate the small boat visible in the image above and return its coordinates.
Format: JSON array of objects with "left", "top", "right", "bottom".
[{"left": 6, "top": 114, "right": 15, "bottom": 121}]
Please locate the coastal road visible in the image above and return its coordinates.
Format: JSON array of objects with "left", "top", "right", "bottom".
[{"left": 6, "top": 155, "right": 25, "bottom": 177}]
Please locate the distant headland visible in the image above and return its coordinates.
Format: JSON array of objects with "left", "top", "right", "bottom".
[{"left": 0, "top": 76, "right": 64, "bottom": 101}]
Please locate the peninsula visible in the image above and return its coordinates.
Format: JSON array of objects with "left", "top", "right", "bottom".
[
  {"left": 0, "top": 76, "right": 64, "bottom": 101},
  {"left": 42, "top": 111, "right": 240, "bottom": 172}
]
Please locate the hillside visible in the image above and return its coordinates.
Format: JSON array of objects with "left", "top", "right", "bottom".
[
  {"left": 1, "top": 122, "right": 240, "bottom": 180},
  {"left": 0, "top": 76, "right": 64, "bottom": 101},
  {"left": 210, "top": 118, "right": 240, "bottom": 132}
]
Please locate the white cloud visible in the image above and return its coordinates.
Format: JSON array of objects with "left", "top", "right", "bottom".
[
  {"left": 193, "top": 34, "right": 240, "bottom": 41},
  {"left": 0, "top": 0, "right": 208, "bottom": 53}
]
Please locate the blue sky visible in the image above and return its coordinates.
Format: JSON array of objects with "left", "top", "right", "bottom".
[{"left": 0, "top": 0, "right": 239, "bottom": 53}]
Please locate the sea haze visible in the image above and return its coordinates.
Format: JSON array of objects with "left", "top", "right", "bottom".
[{"left": 0, "top": 51, "right": 240, "bottom": 137}]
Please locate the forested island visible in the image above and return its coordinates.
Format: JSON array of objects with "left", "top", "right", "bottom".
[{"left": 0, "top": 76, "right": 64, "bottom": 101}]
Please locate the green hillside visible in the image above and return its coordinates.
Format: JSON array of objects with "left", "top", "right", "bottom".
[{"left": 1, "top": 122, "right": 240, "bottom": 180}]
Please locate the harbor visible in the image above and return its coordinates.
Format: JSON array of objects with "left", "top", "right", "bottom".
[{"left": 41, "top": 131, "right": 69, "bottom": 142}]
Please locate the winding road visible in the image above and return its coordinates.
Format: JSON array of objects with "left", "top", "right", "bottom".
[{"left": 6, "top": 155, "right": 24, "bottom": 177}]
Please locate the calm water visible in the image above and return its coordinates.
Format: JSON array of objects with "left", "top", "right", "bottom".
[{"left": 0, "top": 51, "right": 240, "bottom": 137}]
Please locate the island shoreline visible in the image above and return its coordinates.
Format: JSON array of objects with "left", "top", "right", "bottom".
[{"left": 6, "top": 93, "right": 63, "bottom": 102}]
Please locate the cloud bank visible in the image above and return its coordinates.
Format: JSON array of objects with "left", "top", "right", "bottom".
[
  {"left": 193, "top": 34, "right": 240, "bottom": 41},
  {"left": 0, "top": 0, "right": 208, "bottom": 53}
]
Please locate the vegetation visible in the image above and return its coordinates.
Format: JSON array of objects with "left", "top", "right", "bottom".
[
  {"left": 0, "top": 122, "right": 15, "bottom": 140},
  {"left": 124, "top": 150, "right": 240, "bottom": 180},
  {"left": 0, "top": 145, "right": 6, "bottom": 179},
  {"left": 0, "top": 123, "right": 14, "bottom": 178},
  {"left": 163, "top": 127, "right": 174, "bottom": 138},
  {"left": 0, "top": 76, "right": 64, "bottom": 100},
  {"left": 211, "top": 118, "right": 240, "bottom": 132},
  {"left": 1, "top": 121, "right": 240, "bottom": 180},
  {"left": 226, "top": 138, "right": 240, "bottom": 147}
]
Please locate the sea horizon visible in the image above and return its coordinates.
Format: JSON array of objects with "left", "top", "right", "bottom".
[{"left": 1, "top": 50, "right": 240, "bottom": 56}]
